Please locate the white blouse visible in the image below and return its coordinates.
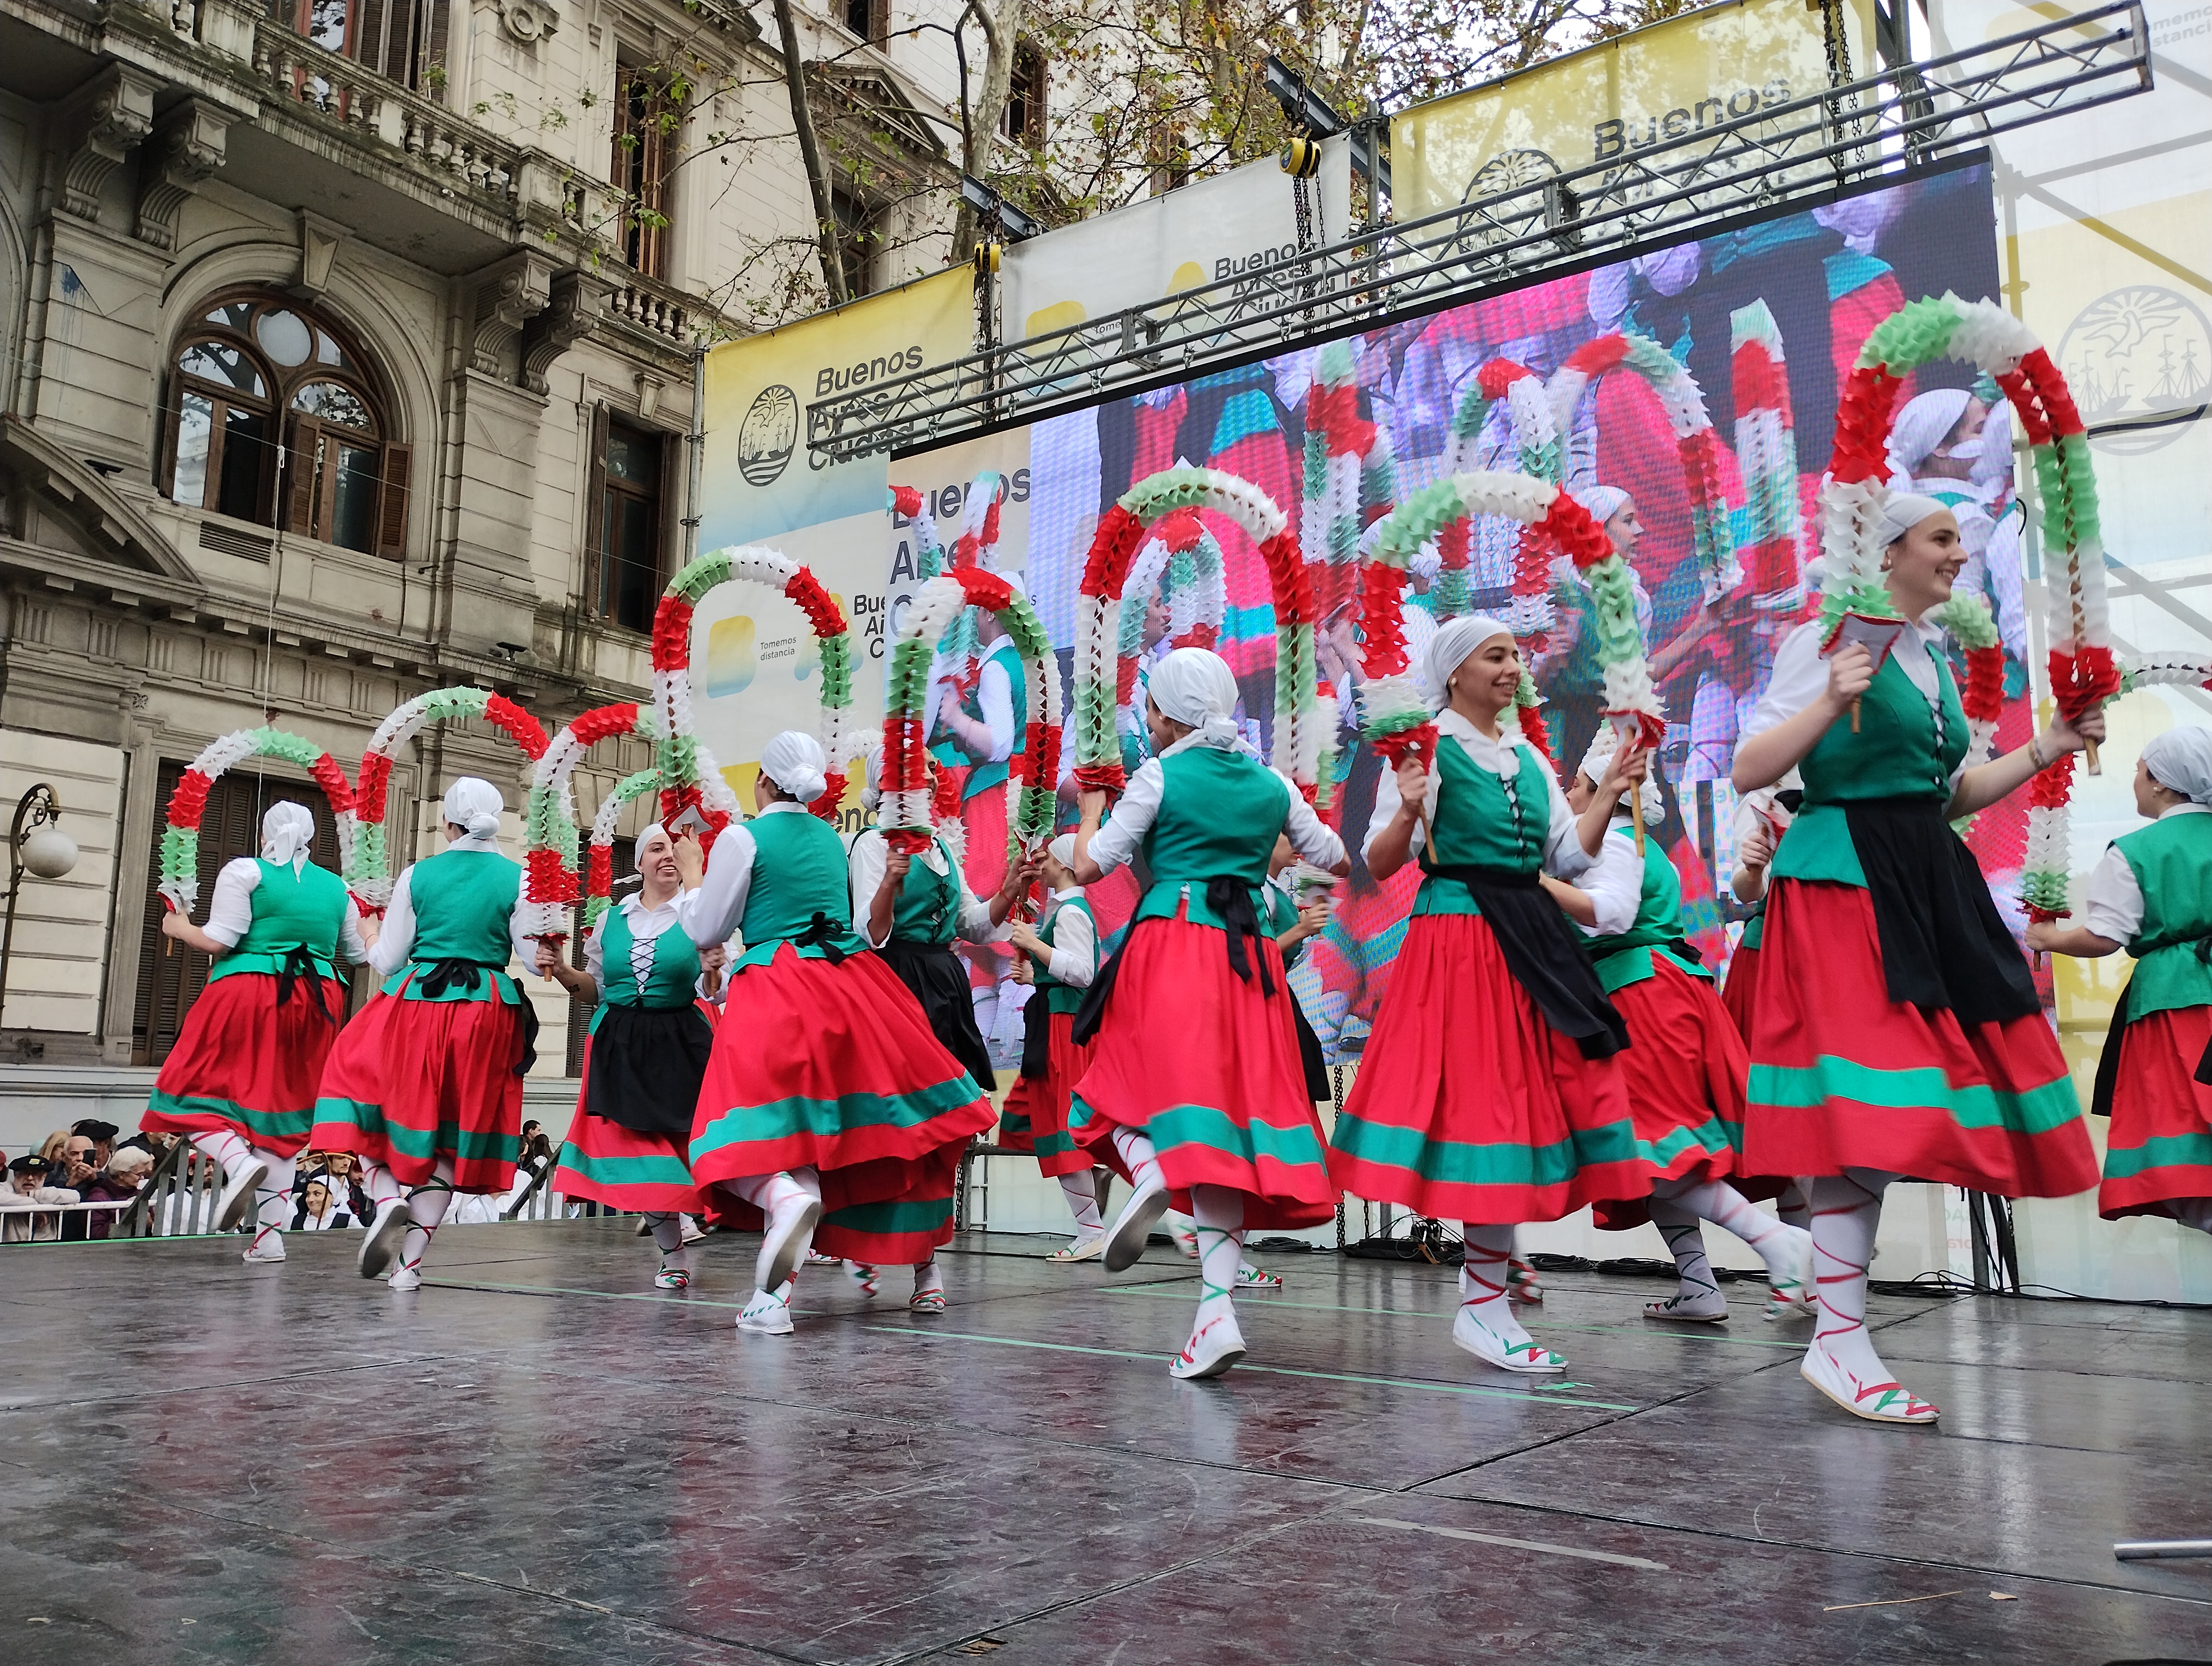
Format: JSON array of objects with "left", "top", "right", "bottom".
[
  {"left": 1742, "top": 618, "right": 1967, "bottom": 798},
  {"left": 1086, "top": 736, "right": 1346, "bottom": 878},
  {"left": 2084, "top": 803, "right": 2212, "bottom": 943},
  {"left": 368, "top": 834, "right": 537, "bottom": 977},
  {"left": 202, "top": 856, "right": 371, "bottom": 963},
  {"left": 847, "top": 826, "right": 1000, "bottom": 950}
]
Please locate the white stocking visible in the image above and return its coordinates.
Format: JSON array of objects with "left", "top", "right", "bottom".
[
  {"left": 1458, "top": 1223, "right": 1535, "bottom": 1350},
  {"left": 1109, "top": 1126, "right": 1165, "bottom": 1194},
  {"left": 1657, "top": 1176, "right": 1811, "bottom": 1283},
  {"left": 248, "top": 1150, "right": 296, "bottom": 1256},
  {"left": 1189, "top": 1185, "right": 1244, "bottom": 1337},
  {"left": 1647, "top": 1195, "right": 1722, "bottom": 1312},
  {"left": 193, "top": 1130, "right": 254, "bottom": 1181},
  {"left": 1057, "top": 1170, "right": 1103, "bottom": 1234},
  {"left": 723, "top": 1169, "right": 820, "bottom": 1295},
  {"left": 359, "top": 1162, "right": 404, "bottom": 1209},
  {"left": 913, "top": 1259, "right": 943, "bottom": 1297},
  {"left": 397, "top": 1158, "right": 456, "bottom": 1279},
  {"left": 1809, "top": 1168, "right": 1899, "bottom": 1383},
  {"left": 644, "top": 1210, "right": 688, "bottom": 1274}
]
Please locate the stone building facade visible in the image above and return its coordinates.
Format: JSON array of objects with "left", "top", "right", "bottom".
[{"left": 0, "top": 0, "right": 972, "bottom": 1135}]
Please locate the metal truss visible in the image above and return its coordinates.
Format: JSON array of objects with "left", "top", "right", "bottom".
[{"left": 808, "top": 0, "right": 2150, "bottom": 465}]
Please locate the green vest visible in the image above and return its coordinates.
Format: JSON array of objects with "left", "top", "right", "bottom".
[
  {"left": 962, "top": 640, "right": 1029, "bottom": 799},
  {"left": 388, "top": 848, "right": 523, "bottom": 1003},
  {"left": 2112, "top": 812, "right": 2212, "bottom": 1021},
  {"left": 592, "top": 904, "right": 703, "bottom": 1032},
  {"left": 1259, "top": 879, "right": 1311, "bottom": 970},
  {"left": 735, "top": 810, "right": 866, "bottom": 970},
  {"left": 1032, "top": 892, "right": 1097, "bottom": 1016},
  {"left": 1771, "top": 636, "right": 1969, "bottom": 889},
  {"left": 1413, "top": 735, "right": 1554, "bottom": 918},
  {"left": 1585, "top": 822, "right": 1708, "bottom": 992},
  {"left": 1132, "top": 747, "right": 1289, "bottom": 933},
  {"left": 889, "top": 836, "right": 964, "bottom": 947},
  {"left": 208, "top": 858, "right": 350, "bottom": 984},
  {"left": 1739, "top": 897, "right": 1766, "bottom": 952}
]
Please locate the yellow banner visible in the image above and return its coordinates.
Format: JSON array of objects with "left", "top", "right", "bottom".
[
  {"left": 698, "top": 265, "right": 974, "bottom": 549},
  {"left": 1392, "top": 0, "right": 1875, "bottom": 219}
]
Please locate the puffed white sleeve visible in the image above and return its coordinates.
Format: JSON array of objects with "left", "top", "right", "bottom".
[
  {"left": 1085, "top": 760, "right": 1165, "bottom": 876},
  {"left": 337, "top": 898, "right": 371, "bottom": 965},
  {"left": 1572, "top": 833, "right": 1644, "bottom": 937},
  {"left": 583, "top": 915, "right": 609, "bottom": 995},
  {"left": 507, "top": 893, "right": 539, "bottom": 971},
  {"left": 1044, "top": 902, "right": 1097, "bottom": 988},
  {"left": 2083, "top": 844, "right": 2144, "bottom": 945},
  {"left": 976, "top": 658, "right": 1016, "bottom": 764},
  {"left": 954, "top": 864, "right": 1002, "bottom": 944},
  {"left": 201, "top": 858, "right": 262, "bottom": 948},
  {"left": 1276, "top": 769, "right": 1346, "bottom": 870},
  {"left": 682, "top": 823, "right": 757, "bottom": 947},
  {"left": 1741, "top": 622, "right": 1828, "bottom": 741},
  {"left": 368, "top": 867, "right": 417, "bottom": 977},
  {"left": 849, "top": 829, "right": 891, "bottom": 949},
  {"left": 1534, "top": 751, "right": 1597, "bottom": 881},
  {"left": 1364, "top": 749, "right": 1440, "bottom": 865}
]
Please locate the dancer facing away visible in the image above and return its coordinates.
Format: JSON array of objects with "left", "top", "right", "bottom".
[
  {"left": 1068, "top": 647, "right": 1349, "bottom": 1380},
  {"left": 542, "top": 825, "right": 726, "bottom": 1290},
  {"left": 1327, "top": 616, "right": 1648, "bottom": 1375},
  {"left": 2029, "top": 727, "right": 2212, "bottom": 1235},
  {"left": 848, "top": 765, "right": 1037, "bottom": 1306},
  {"left": 310, "top": 779, "right": 541, "bottom": 1290},
  {"left": 1000, "top": 833, "right": 1108, "bottom": 1261},
  {"left": 145, "top": 802, "right": 370, "bottom": 1261},
  {"left": 1733, "top": 494, "right": 2102, "bottom": 1424},
  {"left": 1553, "top": 732, "right": 1812, "bottom": 1322},
  {"left": 677, "top": 732, "right": 996, "bottom": 1335}
]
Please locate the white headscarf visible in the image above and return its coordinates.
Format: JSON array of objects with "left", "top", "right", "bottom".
[
  {"left": 1147, "top": 647, "right": 1243, "bottom": 750},
  {"left": 1580, "top": 485, "right": 1631, "bottom": 529},
  {"left": 1876, "top": 492, "right": 1951, "bottom": 550},
  {"left": 259, "top": 802, "right": 317, "bottom": 873},
  {"left": 759, "top": 731, "right": 828, "bottom": 804},
  {"left": 1579, "top": 723, "right": 1664, "bottom": 828},
  {"left": 1888, "top": 388, "right": 1971, "bottom": 476},
  {"left": 636, "top": 823, "right": 674, "bottom": 862},
  {"left": 1047, "top": 832, "right": 1077, "bottom": 870},
  {"left": 441, "top": 778, "right": 503, "bottom": 841},
  {"left": 857, "top": 742, "right": 882, "bottom": 812},
  {"left": 1420, "top": 614, "right": 1515, "bottom": 713},
  {"left": 2143, "top": 728, "right": 2212, "bottom": 805}
]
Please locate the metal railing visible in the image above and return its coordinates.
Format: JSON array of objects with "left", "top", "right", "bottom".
[{"left": 807, "top": 2, "right": 2150, "bottom": 464}]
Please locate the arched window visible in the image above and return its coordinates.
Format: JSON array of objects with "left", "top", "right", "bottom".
[{"left": 164, "top": 293, "right": 410, "bottom": 558}]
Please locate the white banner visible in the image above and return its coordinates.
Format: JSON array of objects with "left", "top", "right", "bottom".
[{"left": 1000, "top": 137, "right": 1353, "bottom": 344}]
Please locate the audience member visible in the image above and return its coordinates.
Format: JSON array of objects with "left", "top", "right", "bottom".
[
  {"left": 75, "top": 1148, "right": 153, "bottom": 1240},
  {"left": 71, "top": 1119, "right": 119, "bottom": 1170},
  {"left": 291, "top": 1176, "right": 357, "bottom": 1231},
  {"left": 3, "top": 1155, "right": 78, "bottom": 1242}
]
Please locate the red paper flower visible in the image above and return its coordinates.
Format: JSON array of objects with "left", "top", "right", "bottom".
[
  {"left": 1073, "top": 762, "right": 1127, "bottom": 799},
  {"left": 570, "top": 703, "right": 640, "bottom": 748},
  {"left": 1563, "top": 336, "right": 1630, "bottom": 379},
  {"left": 1080, "top": 505, "right": 1146, "bottom": 598},
  {"left": 484, "top": 694, "right": 549, "bottom": 759},
  {"left": 890, "top": 484, "right": 923, "bottom": 519},
  {"left": 308, "top": 755, "right": 355, "bottom": 816},
  {"left": 1477, "top": 359, "right": 1535, "bottom": 400},
  {"left": 810, "top": 771, "right": 845, "bottom": 822},
  {"left": 355, "top": 754, "right": 393, "bottom": 822},
  {"left": 586, "top": 843, "right": 612, "bottom": 900},
  {"left": 168, "top": 768, "right": 214, "bottom": 830},
  {"left": 1359, "top": 562, "right": 1408, "bottom": 678},
  {"left": 1960, "top": 646, "right": 2005, "bottom": 725},
  {"left": 960, "top": 569, "right": 1014, "bottom": 614},
  {"left": 651, "top": 597, "right": 694, "bottom": 673}
]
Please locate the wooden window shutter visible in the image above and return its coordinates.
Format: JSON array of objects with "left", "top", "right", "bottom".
[
  {"left": 423, "top": 0, "right": 449, "bottom": 99},
  {"left": 655, "top": 429, "right": 682, "bottom": 594},
  {"left": 375, "top": 441, "right": 412, "bottom": 559},
  {"left": 582, "top": 403, "right": 610, "bottom": 612},
  {"left": 285, "top": 415, "right": 323, "bottom": 536}
]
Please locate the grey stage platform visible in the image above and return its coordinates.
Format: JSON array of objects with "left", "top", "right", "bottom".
[{"left": 4, "top": 1221, "right": 2210, "bottom": 1664}]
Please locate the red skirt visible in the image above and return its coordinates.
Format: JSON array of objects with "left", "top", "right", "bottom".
[
  {"left": 554, "top": 1002, "right": 716, "bottom": 1214},
  {"left": 2099, "top": 1005, "right": 2212, "bottom": 1220},
  {"left": 1593, "top": 959, "right": 1744, "bottom": 1230},
  {"left": 144, "top": 972, "right": 340, "bottom": 1156},
  {"left": 1742, "top": 880, "right": 2097, "bottom": 1197},
  {"left": 1070, "top": 913, "right": 1334, "bottom": 1231},
  {"left": 813, "top": 1142, "right": 964, "bottom": 1264},
  {"left": 688, "top": 943, "right": 993, "bottom": 1188},
  {"left": 307, "top": 983, "right": 526, "bottom": 1193},
  {"left": 999, "top": 1010, "right": 1094, "bottom": 1178},
  {"left": 1329, "top": 913, "right": 1644, "bottom": 1223},
  {"left": 1721, "top": 941, "right": 1761, "bottom": 1041}
]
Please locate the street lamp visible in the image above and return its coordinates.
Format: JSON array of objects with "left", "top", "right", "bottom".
[{"left": 0, "top": 784, "right": 78, "bottom": 1030}]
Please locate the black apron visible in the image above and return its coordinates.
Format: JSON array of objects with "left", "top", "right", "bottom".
[
  {"left": 882, "top": 938, "right": 996, "bottom": 1087},
  {"left": 1419, "top": 862, "right": 1630, "bottom": 1059},
  {"left": 586, "top": 1002, "right": 714, "bottom": 1136}
]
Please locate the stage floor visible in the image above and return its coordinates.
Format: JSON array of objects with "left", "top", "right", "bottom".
[{"left": 5, "top": 1222, "right": 2210, "bottom": 1665}]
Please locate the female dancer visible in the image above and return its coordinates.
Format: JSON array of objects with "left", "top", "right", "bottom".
[
  {"left": 310, "top": 779, "right": 538, "bottom": 1290},
  {"left": 678, "top": 732, "right": 995, "bottom": 1335},
  {"left": 145, "top": 802, "right": 369, "bottom": 1261},
  {"left": 1068, "top": 647, "right": 1349, "bottom": 1380},
  {"left": 542, "top": 825, "right": 725, "bottom": 1290},
  {"left": 2029, "top": 727, "right": 2212, "bottom": 1233},
  {"left": 1000, "top": 833, "right": 1105, "bottom": 1261},
  {"left": 1327, "top": 616, "right": 1647, "bottom": 1374},
  {"left": 1734, "top": 494, "right": 2101, "bottom": 1424},
  {"left": 1555, "top": 732, "right": 1812, "bottom": 1321}
]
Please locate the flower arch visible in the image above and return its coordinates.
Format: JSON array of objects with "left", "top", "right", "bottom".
[
  {"left": 349, "top": 687, "right": 548, "bottom": 912},
  {"left": 157, "top": 727, "right": 358, "bottom": 913}
]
